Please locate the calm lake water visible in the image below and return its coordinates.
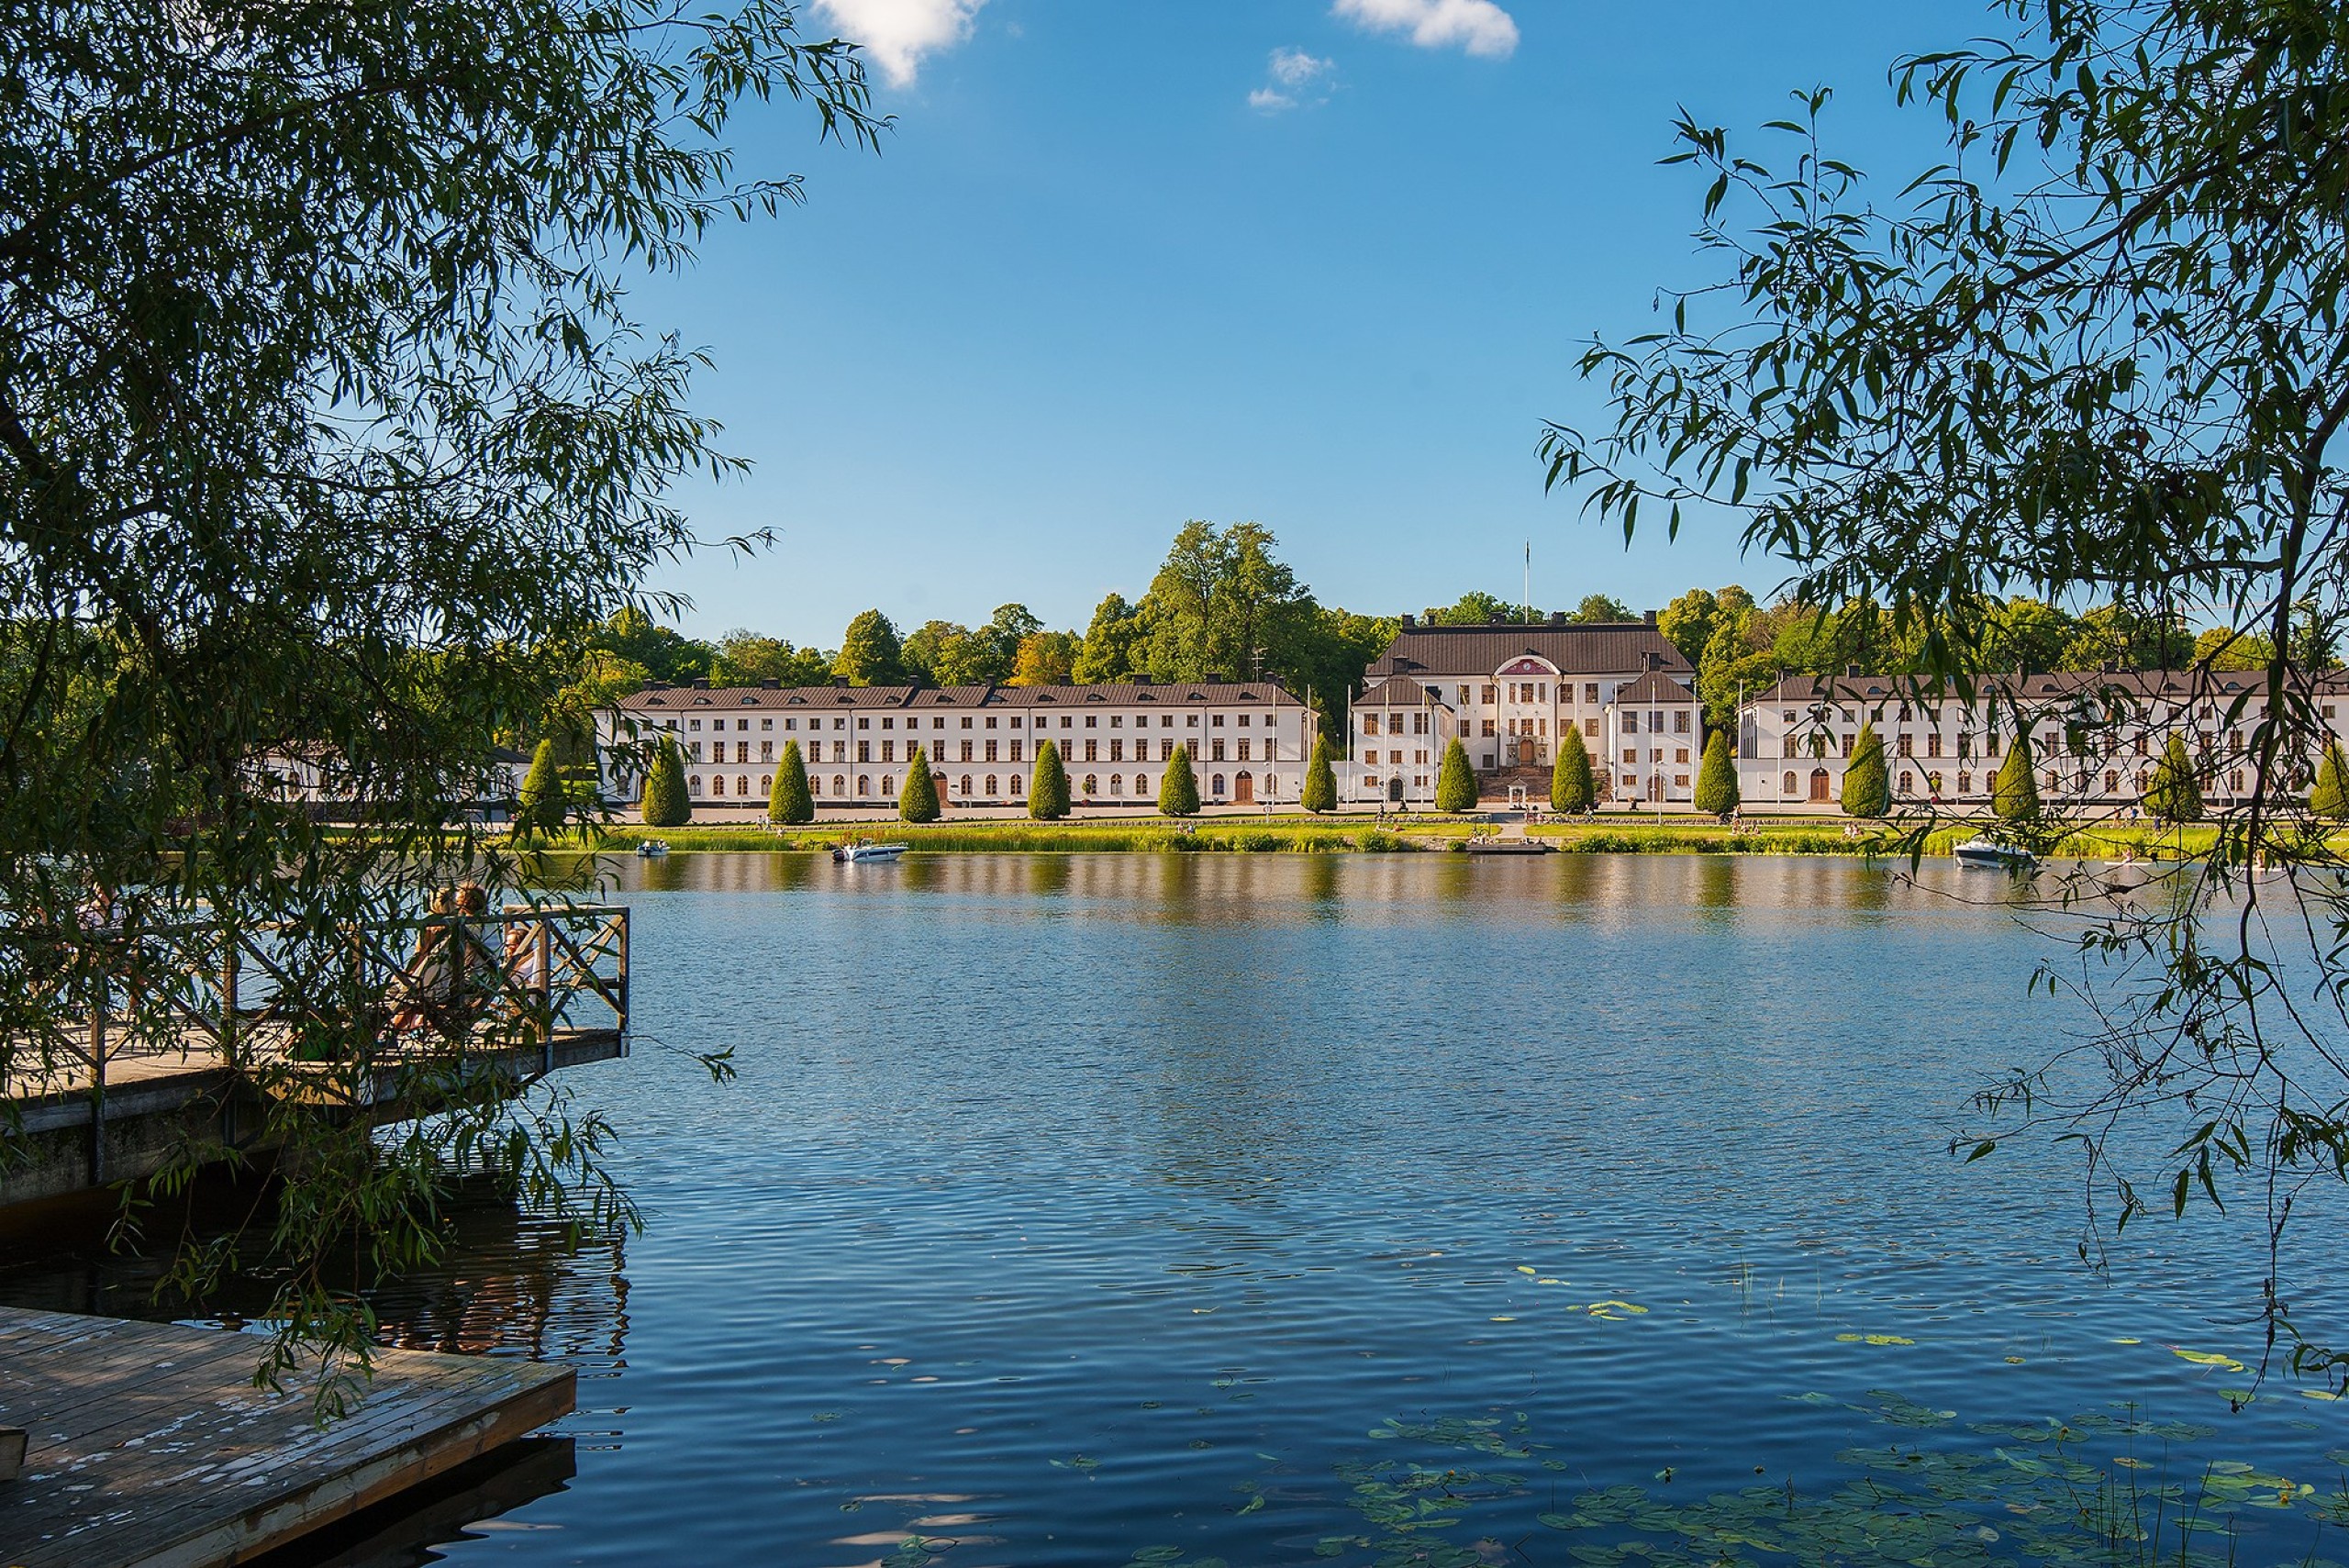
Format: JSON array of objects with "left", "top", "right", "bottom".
[{"left": 8, "top": 853, "right": 2348, "bottom": 1567}]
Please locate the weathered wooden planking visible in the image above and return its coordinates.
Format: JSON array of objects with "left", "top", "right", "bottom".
[{"left": 0, "top": 1307, "right": 573, "bottom": 1568}]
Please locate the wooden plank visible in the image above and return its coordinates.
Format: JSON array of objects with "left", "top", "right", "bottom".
[{"left": 0, "top": 1307, "right": 573, "bottom": 1568}]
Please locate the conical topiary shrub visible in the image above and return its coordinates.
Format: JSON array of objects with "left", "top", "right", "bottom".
[
  {"left": 1435, "top": 737, "right": 1477, "bottom": 813},
  {"left": 900, "top": 746, "right": 941, "bottom": 823},
  {"left": 1301, "top": 735, "right": 1337, "bottom": 813},
  {"left": 1994, "top": 730, "right": 2040, "bottom": 823},
  {"left": 1693, "top": 729, "right": 1739, "bottom": 817},
  {"left": 1841, "top": 723, "right": 1889, "bottom": 817},
  {"left": 1030, "top": 739, "right": 1069, "bottom": 820},
  {"left": 769, "top": 739, "right": 813, "bottom": 824},
  {"left": 2312, "top": 740, "right": 2349, "bottom": 820},
  {"left": 1159, "top": 742, "right": 1200, "bottom": 817},
  {"left": 2145, "top": 732, "right": 2204, "bottom": 824},
  {"left": 518, "top": 738, "right": 564, "bottom": 836},
  {"left": 1551, "top": 724, "right": 1594, "bottom": 814},
  {"left": 641, "top": 738, "right": 689, "bottom": 828}
]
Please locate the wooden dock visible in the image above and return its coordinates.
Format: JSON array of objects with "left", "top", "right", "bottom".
[
  {"left": 1, "top": 906, "right": 631, "bottom": 1209},
  {"left": 0, "top": 1306, "right": 573, "bottom": 1568}
]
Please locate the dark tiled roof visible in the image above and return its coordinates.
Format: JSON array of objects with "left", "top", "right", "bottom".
[
  {"left": 1354, "top": 674, "right": 1451, "bottom": 709},
  {"left": 1749, "top": 668, "right": 2343, "bottom": 707},
  {"left": 1614, "top": 671, "right": 1697, "bottom": 705},
  {"left": 1368, "top": 622, "right": 1691, "bottom": 679},
  {"left": 618, "top": 680, "right": 1313, "bottom": 713}
]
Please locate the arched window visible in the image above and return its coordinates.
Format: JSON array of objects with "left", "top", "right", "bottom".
[
  {"left": 1083, "top": 773, "right": 1098, "bottom": 795},
  {"left": 1898, "top": 770, "right": 1913, "bottom": 795},
  {"left": 710, "top": 774, "right": 725, "bottom": 796},
  {"left": 689, "top": 775, "right": 703, "bottom": 795},
  {"left": 857, "top": 773, "right": 871, "bottom": 795},
  {"left": 833, "top": 775, "right": 845, "bottom": 796},
  {"left": 960, "top": 774, "right": 972, "bottom": 795},
  {"left": 2135, "top": 767, "right": 2150, "bottom": 793},
  {"left": 985, "top": 774, "right": 998, "bottom": 795},
  {"left": 736, "top": 775, "right": 748, "bottom": 796},
  {"left": 1211, "top": 773, "right": 1226, "bottom": 795},
  {"left": 1010, "top": 774, "right": 1024, "bottom": 795},
  {"left": 2045, "top": 770, "right": 2060, "bottom": 791},
  {"left": 882, "top": 775, "right": 894, "bottom": 796},
  {"left": 1135, "top": 774, "right": 1148, "bottom": 795},
  {"left": 809, "top": 773, "right": 821, "bottom": 796},
  {"left": 1782, "top": 771, "right": 1798, "bottom": 795},
  {"left": 1109, "top": 773, "right": 1124, "bottom": 795},
  {"left": 1927, "top": 771, "right": 1942, "bottom": 795},
  {"left": 1957, "top": 771, "right": 1972, "bottom": 794},
  {"left": 2104, "top": 770, "right": 2119, "bottom": 794},
  {"left": 760, "top": 775, "right": 772, "bottom": 795}
]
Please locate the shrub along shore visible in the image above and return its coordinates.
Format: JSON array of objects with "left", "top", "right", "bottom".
[{"left": 570, "top": 816, "right": 2251, "bottom": 858}]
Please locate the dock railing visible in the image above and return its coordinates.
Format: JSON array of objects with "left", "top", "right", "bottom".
[{"left": 1, "top": 904, "right": 630, "bottom": 1151}]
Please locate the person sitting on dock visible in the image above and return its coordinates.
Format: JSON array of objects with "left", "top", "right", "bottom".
[{"left": 389, "top": 887, "right": 459, "bottom": 1034}]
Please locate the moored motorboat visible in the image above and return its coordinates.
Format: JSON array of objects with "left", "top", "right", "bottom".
[
  {"left": 635, "top": 840, "right": 669, "bottom": 858},
  {"left": 1953, "top": 836, "right": 2033, "bottom": 870},
  {"left": 832, "top": 840, "right": 908, "bottom": 864}
]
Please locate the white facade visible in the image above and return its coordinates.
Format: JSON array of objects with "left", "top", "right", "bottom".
[
  {"left": 1343, "top": 617, "right": 1703, "bottom": 806},
  {"left": 1734, "top": 668, "right": 2349, "bottom": 812},
  {"left": 601, "top": 680, "right": 1319, "bottom": 812}
]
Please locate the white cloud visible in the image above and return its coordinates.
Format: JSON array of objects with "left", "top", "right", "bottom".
[
  {"left": 810, "top": 0, "right": 985, "bottom": 87},
  {"left": 1330, "top": 0, "right": 1518, "bottom": 58},
  {"left": 1251, "top": 47, "right": 1334, "bottom": 113}
]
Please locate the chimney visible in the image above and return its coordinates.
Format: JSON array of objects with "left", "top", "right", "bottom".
[
  {"left": 1643, "top": 651, "right": 1663, "bottom": 672},
  {"left": 1488, "top": 613, "right": 1507, "bottom": 626},
  {"left": 833, "top": 675, "right": 850, "bottom": 688},
  {"left": 761, "top": 678, "right": 780, "bottom": 689},
  {"left": 1846, "top": 663, "right": 1861, "bottom": 679},
  {"left": 1549, "top": 611, "right": 1565, "bottom": 626},
  {"left": 691, "top": 678, "right": 709, "bottom": 689},
  {"left": 1400, "top": 614, "right": 1415, "bottom": 628},
  {"left": 1643, "top": 609, "right": 1658, "bottom": 626}
]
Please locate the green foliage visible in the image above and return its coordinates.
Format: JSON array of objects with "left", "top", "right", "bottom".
[
  {"left": 833, "top": 609, "right": 906, "bottom": 686},
  {"left": 1158, "top": 743, "right": 1200, "bottom": 817},
  {"left": 1994, "top": 731, "right": 2040, "bottom": 824},
  {"left": 713, "top": 630, "right": 831, "bottom": 688},
  {"left": 642, "top": 740, "right": 693, "bottom": 828},
  {"left": 770, "top": 740, "right": 813, "bottom": 824},
  {"left": 1138, "top": 519, "right": 1311, "bottom": 683},
  {"left": 899, "top": 747, "right": 940, "bottom": 823},
  {"left": 2192, "top": 626, "right": 2276, "bottom": 673},
  {"left": 1428, "top": 591, "right": 1535, "bottom": 625},
  {"left": 1567, "top": 593, "right": 1632, "bottom": 623},
  {"left": 2058, "top": 603, "right": 2194, "bottom": 673},
  {"left": 2144, "top": 734, "right": 2205, "bottom": 825},
  {"left": 1029, "top": 739, "right": 1070, "bottom": 819},
  {"left": 1301, "top": 736, "right": 1338, "bottom": 813},
  {"left": 1840, "top": 724, "right": 1888, "bottom": 817},
  {"left": 1008, "top": 629, "right": 1078, "bottom": 686},
  {"left": 517, "top": 740, "right": 565, "bottom": 836},
  {"left": 1693, "top": 730, "right": 1739, "bottom": 817},
  {"left": 1073, "top": 594, "right": 1144, "bottom": 683},
  {"left": 2311, "top": 742, "right": 2349, "bottom": 821},
  {"left": 903, "top": 606, "right": 1037, "bottom": 688},
  {"left": 1435, "top": 738, "right": 1478, "bottom": 813},
  {"left": 592, "top": 608, "right": 717, "bottom": 686},
  {"left": 1551, "top": 724, "right": 1594, "bottom": 813}
]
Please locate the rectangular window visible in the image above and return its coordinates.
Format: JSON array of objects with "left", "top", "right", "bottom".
[
  {"left": 1160, "top": 740, "right": 1174, "bottom": 762},
  {"left": 1622, "top": 750, "right": 1637, "bottom": 764},
  {"left": 881, "top": 717, "right": 893, "bottom": 729},
  {"left": 761, "top": 741, "right": 774, "bottom": 762},
  {"left": 985, "top": 740, "right": 998, "bottom": 762},
  {"left": 1110, "top": 715, "right": 1122, "bottom": 728},
  {"left": 689, "top": 741, "right": 703, "bottom": 762},
  {"left": 1481, "top": 684, "right": 1497, "bottom": 705},
  {"left": 857, "top": 741, "right": 870, "bottom": 762},
  {"left": 1110, "top": 739, "right": 1124, "bottom": 762},
  {"left": 1926, "top": 734, "right": 1942, "bottom": 758},
  {"left": 761, "top": 717, "right": 773, "bottom": 729},
  {"left": 1085, "top": 716, "right": 1097, "bottom": 728},
  {"left": 1413, "top": 713, "right": 1428, "bottom": 735},
  {"left": 1842, "top": 735, "right": 1854, "bottom": 758},
  {"left": 1212, "top": 740, "right": 1227, "bottom": 762},
  {"left": 1010, "top": 740, "right": 1023, "bottom": 762},
  {"left": 1085, "top": 740, "right": 1098, "bottom": 762},
  {"left": 1238, "top": 740, "right": 1252, "bottom": 762},
  {"left": 1583, "top": 717, "right": 1598, "bottom": 738},
  {"left": 1897, "top": 735, "right": 1912, "bottom": 757},
  {"left": 1364, "top": 714, "right": 1380, "bottom": 736},
  {"left": 1624, "top": 713, "right": 1640, "bottom": 734},
  {"left": 1673, "top": 711, "right": 1689, "bottom": 734},
  {"left": 881, "top": 740, "right": 896, "bottom": 762},
  {"left": 1481, "top": 720, "right": 1497, "bottom": 737},
  {"left": 1212, "top": 714, "right": 1225, "bottom": 727},
  {"left": 1585, "top": 684, "right": 1599, "bottom": 704},
  {"left": 1675, "top": 748, "right": 1689, "bottom": 764},
  {"left": 961, "top": 740, "right": 974, "bottom": 762},
  {"left": 962, "top": 717, "right": 974, "bottom": 728}
]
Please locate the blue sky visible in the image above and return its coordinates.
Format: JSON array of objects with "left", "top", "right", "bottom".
[{"left": 640, "top": 0, "right": 1992, "bottom": 646}]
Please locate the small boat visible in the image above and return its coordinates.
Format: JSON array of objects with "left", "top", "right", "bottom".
[
  {"left": 1953, "top": 837, "right": 2033, "bottom": 871},
  {"left": 1464, "top": 837, "right": 1553, "bottom": 855},
  {"left": 635, "top": 840, "right": 669, "bottom": 858},
  {"left": 832, "top": 840, "right": 908, "bottom": 864}
]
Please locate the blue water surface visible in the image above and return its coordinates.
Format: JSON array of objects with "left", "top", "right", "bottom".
[{"left": 23, "top": 853, "right": 2349, "bottom": 1565}]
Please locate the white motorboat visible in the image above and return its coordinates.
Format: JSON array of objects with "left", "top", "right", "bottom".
[
  {"left": 832, "top": 840, "right": 907, "bottom": 864},
  {"left": 1953, "top": 837, "right": 2033, "bottom": 871},
  {"left": 635, "top": 840, "right": 670, "bottom": 858}
]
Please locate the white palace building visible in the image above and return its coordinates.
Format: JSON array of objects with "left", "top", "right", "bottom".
[
  {"left": 600, "top": 679, "right": 1319, "bottom": 812},
  {"left": 1734, "top": 666, "right": 2349, "bottom": 812},
  {"left": 1344, "top": 614, "right": 1703, "bottom": 806}
]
